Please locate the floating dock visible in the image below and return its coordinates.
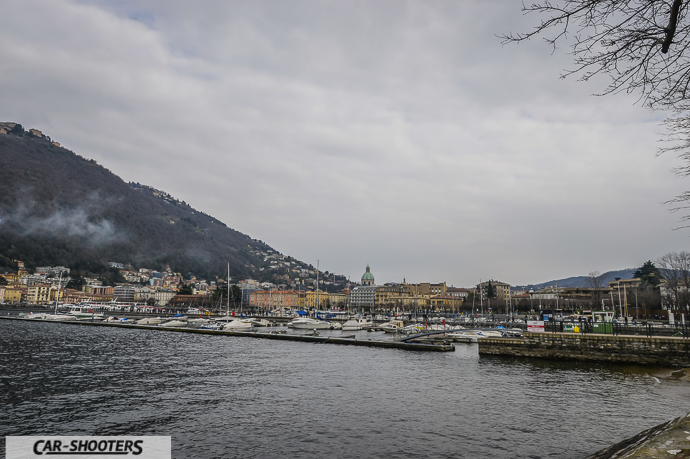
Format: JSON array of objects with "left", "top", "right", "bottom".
[{"left": 0, "top": 317, "right": 455, "bottom": 352}]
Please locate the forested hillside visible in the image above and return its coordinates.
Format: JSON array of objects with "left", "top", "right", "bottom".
[{"left": 0, "top": 123, "right": 273, "bottom": 280}]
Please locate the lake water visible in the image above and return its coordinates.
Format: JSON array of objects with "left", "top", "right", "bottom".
[{"left": 3, "top": 319, "right": 690, "bottom": 458}]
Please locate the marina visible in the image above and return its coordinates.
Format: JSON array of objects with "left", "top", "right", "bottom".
[
  {"left": 3, "top": 318, "right": 690, "bottom": 458},
  {"left": 0, "top": 316, "right": 456, "bottom": 352}
]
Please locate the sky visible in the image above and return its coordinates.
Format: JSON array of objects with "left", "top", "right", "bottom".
[{"left": 1, "top": 0, "right": 688, "bottom": 287}]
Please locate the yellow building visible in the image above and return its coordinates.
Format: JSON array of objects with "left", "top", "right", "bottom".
[
  {"left": 305, "top": 291, "right": 330, "bottom": 309},
  {"left": 4, "top": 287, "right": 25, "bottom": 303},
  {"left": 404, "top": 282, "right": 447, "bottom": 297},
  {"left": 430, "top": 295, "right": 464, "bottom": 312},
  {"left": 375, "top": 284, "right": 409, "bottom": 307},
  {"left": 328, "top": 292, "right": 347, "bottom": 307},
  {"left": 399, "top": 296, "right": 430, "bottom": 309},
  {"left": 49, "top": 288, "right": 64, "bottom": 302},
  {"left": 27, "top": 284, "right": 51, "bottom": 304}
]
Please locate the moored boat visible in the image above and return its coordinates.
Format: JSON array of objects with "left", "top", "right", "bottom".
[{"left": 290, "top": 317, "right": 332, "bottom": 330}]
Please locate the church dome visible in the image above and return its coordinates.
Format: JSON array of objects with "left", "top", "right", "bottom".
[{"left": 361, "top": 264, "right": 374, "bottom": 285}]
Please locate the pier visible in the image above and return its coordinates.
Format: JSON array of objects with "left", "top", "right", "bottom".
[
  {"left": 478, "top": 331, "right": 690, "bottom": 367},
  {"left": 0, "top": 317, "right": 455, "bottom": 352}
]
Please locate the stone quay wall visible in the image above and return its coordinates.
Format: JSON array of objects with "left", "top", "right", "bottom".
[{"left": 478, "top": 332, "right": 690, "bottom": 367}]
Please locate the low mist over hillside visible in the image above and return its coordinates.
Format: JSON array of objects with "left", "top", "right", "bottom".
[{"left": 0, "top": 123, "right": 281, "bottom": 281}]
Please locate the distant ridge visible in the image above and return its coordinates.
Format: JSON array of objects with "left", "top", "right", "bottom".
[
  {"left": 0, "top": 123, "right": 300, "bottom": 282},
  {"left": 515, "top": 269, "right": 637, "bottom": 290}
]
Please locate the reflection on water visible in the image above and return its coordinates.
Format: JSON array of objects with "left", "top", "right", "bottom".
[{"left": 2, "top": 320, "right": 689, "bottom": 458}]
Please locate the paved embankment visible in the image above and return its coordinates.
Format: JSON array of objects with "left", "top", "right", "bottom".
[
  {"left": 478, "top": 332, "right": 690, "bottom": 367},
  {"left": 587, "top": 413, "right": 690, "bottom": 458},
  {"left": 0, "top": 317, "right": 455, "bottom": 352}
]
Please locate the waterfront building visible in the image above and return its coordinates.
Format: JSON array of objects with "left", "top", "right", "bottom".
[
  {"left": 399, "top": 295, "right": 430, "bottom": 310},
  {"left": 113, "top": 286, "right": 136, "bottom": 302},
  {"left": 27, "top": 284, "right": 51, "bottom": 304},
  {"left": 446, "top": 287, "right": 470, "bottom": 299},
  {"left": 83, "top": 285, "right": 114, "bottom": 296},
  {"left": 48, "top": 288, "right": 64, "bottom": 303},
  {"left": 134, "top": 286, "right": 156, "bottom": 301},
  {"left": 477, "top": 280, "right": 511, "bottom": 300},
  {"left": 154, "top": 290, "right": 176, "bottom": 306},
  {"left": 0, "top": 286, "right": 5, "bottom": 303},
  {"left": 62, "top": 289, "right": 91, "bottom": 304},
  {"left": 250, "top": 290, "right": 299, "bottom": 309},
  {"left": 404, "top": 282, "right": 447, "bottom": 297},
  {"left": 430, "top": 295, "right": 463, "bottom": 312},
  {"left": 351, "top": 285, "right": 376, "bottom": 310},
  {"left": 239, "top": 284, "right": 261, "bottom": 305},
  {"left": 375, "top": 283, "right": 409, "bottom": 309},
  {"left": 4, "top": 287, "right": 25, "bottom": 303},
  {"left": 305, "top": 290, "right": 330, "bottom": 309},
  {"left": 328, "top": 292, "right": 347, "bottom": 307}
]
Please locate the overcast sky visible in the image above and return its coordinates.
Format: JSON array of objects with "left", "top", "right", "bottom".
[{"left": 1, "top": 0, "right": 688, "bottom": 286}]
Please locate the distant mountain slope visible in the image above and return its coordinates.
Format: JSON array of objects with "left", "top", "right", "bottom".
[
  {"left": 516, "top": 269, "right": 637, "bottom": 290},
  {"left": 0, "top": 123, "right": 273, "bottom": 280}
]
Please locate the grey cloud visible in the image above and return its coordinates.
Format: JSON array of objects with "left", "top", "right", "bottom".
[{"left": 0, "top": 0, "right": 687, "bottom": 285}]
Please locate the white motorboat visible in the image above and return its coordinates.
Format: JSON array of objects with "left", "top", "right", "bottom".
[
  {"left": 24, "top": 312, "right": 51, "bottom": 320},
  {"left": 136, "top": 317, "right": 165, "bottom": 325},
  {"left": 290, "top": 317, "right": 332, "bottom": 330},
  {"left": 45, "top": 313, "right": 78, "bottom": 321},
  {"left": 382, "top": 320, "right": 405, "bottom": 333},
  {"left": 251, "top": 318, "right": 272, "bottom": 327},
  {"left": 342, "top": 319, "right": 362, "bottom": 331},
  {"left": 223, "top": 318, "right": 254, "bottom": 330},
  {"left": 160, "top": 320, "right": 188, "bottom": 328},
  {"left": 342, "top": 317, "right": 373, "bottom": 331}
]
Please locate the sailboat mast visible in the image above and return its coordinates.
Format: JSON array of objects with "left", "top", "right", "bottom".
[
  {"left": 54, "top": 270, "right": 63, "bottom": 314},
  {"left": 227, "top": 263, "right": 230, "bottom": 318},
  {"left": 315, "top": 260, "right": 319, "bottom": 318}
]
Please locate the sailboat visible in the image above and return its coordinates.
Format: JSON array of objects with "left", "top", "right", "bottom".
[
  {"left": 293, "top": 260, "right": 331, "bottom": 329},
  {"left": 217, "top": 264, "right": 252, "bottom": 330}
]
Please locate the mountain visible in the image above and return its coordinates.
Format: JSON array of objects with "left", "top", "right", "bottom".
[
  {"left": 0, "top": 122, "right": 296, "bottom": 283},
  {"left": 515, "top": 269, "right": 637, "bottom": 290}
]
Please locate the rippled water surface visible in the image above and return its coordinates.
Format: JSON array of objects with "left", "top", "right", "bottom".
[{"left": 3, "top": 319, "right": 690, "bottom": 458}]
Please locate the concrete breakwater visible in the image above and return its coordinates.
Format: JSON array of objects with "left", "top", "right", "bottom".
[
  {"left": 478, "top": 332, "right": 690, "bottom": 367},
  {"left": 587, "top": 413, "right": 690, "bottom": 458},
  {"left": 0, "top": 317, "right": 455, "bottom": 352}
]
